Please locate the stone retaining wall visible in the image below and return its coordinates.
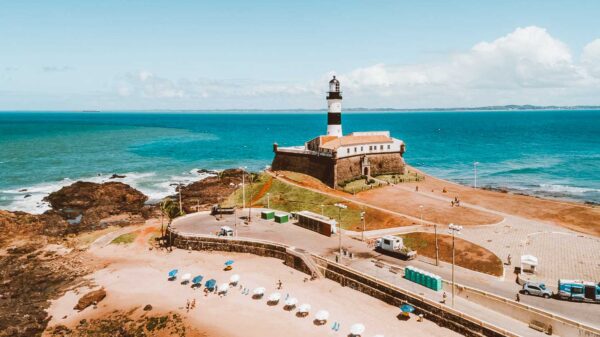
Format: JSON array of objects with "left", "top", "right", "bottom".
[{"left": 168, "top": 230, "right": 520, "bottom": 337}]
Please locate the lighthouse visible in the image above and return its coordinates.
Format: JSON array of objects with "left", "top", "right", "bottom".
[{"left": 326, "top": 76, "right": 343, "bottom": 137}]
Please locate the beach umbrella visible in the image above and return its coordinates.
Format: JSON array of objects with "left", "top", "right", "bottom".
[
  {"left": 268, "top": 292, "right": 281, "bottom": 302},
  {"left": 168, "top": 269, "right": 178, "bottom": 278},
  {"left": 229, "top": 274, "right": 240, "bottom": 284},
  {"left": 400, "top": 304, "right": 414, "bottom": 313},
  {"left": 315, "top": 310, "right": 329, "bottom": 321},
  {"left": 192, "top": 275, "right": 204, "bottom": 284},
  {"left": 253, "top": 287, "right": 266, "bottom": 296},
  {"left": 205, "top": 279, "right": 217, "bottom": 289},
  {"left": 297, "top": 303, "right": 311, "bottom": 313},
  {"left": 284, "top": 297, "right": 298, "bottom": 308},
  {"left": 181, "top": 273, "right": 191, "bottom": 282},
  {"left": 225, "top": 260, "right": 235, "bottom": 266},
  {"left": 350, "top": 323, "right": 365, "bottom": 336},
  {"left": 218, "top": 283, "right": 229, "bottom": 293}
]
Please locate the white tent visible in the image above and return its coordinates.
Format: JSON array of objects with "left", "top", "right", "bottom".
[
  {"left": 229, "top": 274, "right": 240, "bottom": 284},
  {"left": 298, "top": 303, "right": 311, "bottom": 313},
  {"left": 350, "top": 323, "right": 365, "bottom": 336},
  {"left": 284, "top": 297, "right": 298, "bottom": 308},
  {"left": 268, "top": 292, "right": 281, "bottom": 303},
  {"left": 520, "top": 255, "right": 538, "bottom": 274},
  {"left": 218, "top": 283, "right": 229, "bottom": 293},
  {"left": 253, "top": 287, "right": 266, "bottom": 296},
  {"left": 181, "top": 273, "right": 191, "bottom": 282},
  {"left": 315, "top": 310, "right": 329, "bottom": 321}
]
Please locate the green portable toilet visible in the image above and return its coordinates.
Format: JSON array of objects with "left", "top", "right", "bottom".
[
  {"left": 261, "top": 210, "right": 275, "bottom": 220},
  {"left": 432, "top": 276, "right": 442, "bottom": 291},
  {"left": 423, "top": 272, "right": 431, "bottom": 288},
  {"left": 409, "top": 267, "right": 418, "bottom": 282},
  {"left": 404, "top": 266, "right": 411, "bottom": 279},
  {"left": 416, "top": 269, "right": 423, "bottom": 285},
  {"left": 274, "top": 213, "right": 289, "bottom": 223}
]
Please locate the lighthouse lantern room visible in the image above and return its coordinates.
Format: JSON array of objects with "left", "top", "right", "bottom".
[{"left": 326, "top": 76, "right": 343, "bottom": 137}]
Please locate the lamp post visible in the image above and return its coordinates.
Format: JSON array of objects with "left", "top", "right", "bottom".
[
  {"left": 240, "top": 166, "right": 247, "bottom": 209},
  {"left": 448, "top": 223, "right": 463, "bottom": 307},
  {"left": 435, "top": 223, "right": 439, "bottom": 267},
  {"left": 360, "top": 211, "right": 366, "bottom": 241},
  {"left": 334, "top": 203, "right": 347, "bottom": 257},
  {"left": 473, "top": 162, "right": 479, "bottom": 188}
]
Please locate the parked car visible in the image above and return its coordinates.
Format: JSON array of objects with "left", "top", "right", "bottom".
[{"left": 522, "top": 282, "right": 552, "bottom": 298}]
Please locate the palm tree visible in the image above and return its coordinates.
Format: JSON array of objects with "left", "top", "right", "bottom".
[{"left": 160, "top": 198, "right": 184, "bottom": 239}]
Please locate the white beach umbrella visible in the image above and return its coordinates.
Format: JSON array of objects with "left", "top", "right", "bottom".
[
  {"left": 284, "top": 297, "right": 298, "bottom": 307},
  {"left": 253, "top": 287, "right": 266, "bottom": 296},
  {"left": 229, "top": 274, "right": 240, "bottom": 284},
  {"left": 181, "top": 273, "right": 191, "bottom": 281},
  {"left": 268, "top": 292, "right": 281, "bottom": 302},
  {"left": 315, "top": 310, "right": 329, "bottom": 321},
  {"left": 350, "top": 323, "right": 365, "bottom": 336},
  {"left": 297, "top": 303, "right": 311, "bottom": 313},
  {"left": 218, "top": 283, "right": 229, "bottom": 293}
]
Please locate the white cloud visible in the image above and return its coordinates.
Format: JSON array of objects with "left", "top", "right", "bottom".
[{"left": 113, "top": 26, "right": 600, "bottom": 108}]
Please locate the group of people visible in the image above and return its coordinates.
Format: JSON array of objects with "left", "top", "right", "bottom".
[
  {"left": 450, "top": 196, "right": 461, "bottom": 207},
  {"left": 185, "top": 298, "right": 196, "bottom": 312}
]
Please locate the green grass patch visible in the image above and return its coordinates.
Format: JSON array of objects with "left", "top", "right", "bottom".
[
  {"left": 376, "top": 172, "right": 424, "bottom": 184},
  {"left": 341, "top": 178, "right": 385, "bottom": 194},
  {"left": 110, "top": 231, "right": 139, "bottom": 245},
  {"left": 225, "top": 173, "right": 363, "bottom": 230}
]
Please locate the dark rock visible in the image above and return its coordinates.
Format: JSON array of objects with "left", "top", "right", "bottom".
[
  {"left": 74, "top": 289, "right": 106, "bottom": 311},
  {"left": 24, "top": 194, "right": 32, "bottom": 198},
  {"left": 143, "top": 304, "right": 153, "bottom": 311},
  {"left": 19, "top": 189, "right": 28, "bottom": 192},
  {"left": 197, "top": 168, "right": 218, "bottom": 175},
  {"left": 109, "top": 174, "right": 126, "bottom": 179}
]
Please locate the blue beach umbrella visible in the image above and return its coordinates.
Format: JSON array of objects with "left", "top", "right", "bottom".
[
  {"left": 205, "top": 279, "right": 217, "bottom": 290},
  {"left": 192, "top": 275, "right": 204, "bottom": 284},
  {"left": 225, "top": 260, "right": 235, "bottom": 266},
  {"left": 400, "top": 304, "right": 415, "bottom": 313},
  {"left": 168, "top": 269, "right": 178, "bottom": 278}
]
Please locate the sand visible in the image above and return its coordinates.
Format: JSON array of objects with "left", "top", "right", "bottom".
[{"left": 44, "top": 224, "right": 460, "bottom": 337}]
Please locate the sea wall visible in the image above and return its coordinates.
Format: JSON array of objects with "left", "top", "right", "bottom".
[
  {"left": 167, "top": 230, "right": 523, "bottom": 337},
  {"left": 271, "top": 151, "right": 335, "bottom": 186}
]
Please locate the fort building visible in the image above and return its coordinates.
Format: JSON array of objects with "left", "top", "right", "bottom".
[{"left": 271, "top": 76, "right": 406, "bottom": 188}]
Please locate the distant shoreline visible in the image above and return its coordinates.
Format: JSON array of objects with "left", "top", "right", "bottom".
[{"left": 2, "top": 105, "right": 600, "bottom": 113}]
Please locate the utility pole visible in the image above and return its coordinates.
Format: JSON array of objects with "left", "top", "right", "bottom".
[
  {"left": 360, "top": 211, "right": 366, "bottom": 241},
  {"left": 448, "top": 223, "right": 463, "bottom": 307},
  {"left": 241, "top": 167, "right": 246, "bottom": 209},
  {"left": 335, "top": 203, "right": 347, "bottom": 257},
  {"left": 248, "top": 172, "right": 253, "bottom": 223},
  {"left": 435, "top": 223, "right": 439, "bottom": 266}
]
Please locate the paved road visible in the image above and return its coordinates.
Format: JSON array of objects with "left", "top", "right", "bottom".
[{"left": 172, "top": 211, "right": 599, "bottom": 335}]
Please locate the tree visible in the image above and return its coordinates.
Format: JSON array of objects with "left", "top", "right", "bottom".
[{"left": 160, "top": 198, "right": 184, "bottom": 238}]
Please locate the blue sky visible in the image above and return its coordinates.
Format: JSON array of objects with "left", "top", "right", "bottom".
[{"left": 2, "top": 0, "right": 600, "bottom": 110}]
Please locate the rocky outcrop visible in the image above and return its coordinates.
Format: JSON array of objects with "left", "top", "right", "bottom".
[
  {"left": 44, "top": 181, "right": 149, "bottom": 230},
  {"left": 177, "top": 168, "right": 244, "bottom": 213},
  {"left": 0, "top": 210, "right": 68, "bottom": 246},
  {"left": 74, "top": 288, "right": 106, "bottom": 311}
]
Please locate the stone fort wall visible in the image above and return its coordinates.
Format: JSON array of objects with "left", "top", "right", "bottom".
[
  {"left": 336, "top": 152, "right": 405, "bottom": 185},
  {"left": 272, "top": 150, "right": 405, "bottom": 187},
  {"left": 271, "top": 151, "right": 336, "bottom": 186}
]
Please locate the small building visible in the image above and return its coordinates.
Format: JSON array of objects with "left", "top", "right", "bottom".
[
  {"left": 272, "top": 76, "right": 406, "bottom": 188},
  {"left": 261, "top": 210, "right": 275, "bottom": 220},
  {"left": 274, "top": 213, "right": 289, "bottom": 223},
  {"left": 293, "top": 210, "right": 337, "bottom": 237}
]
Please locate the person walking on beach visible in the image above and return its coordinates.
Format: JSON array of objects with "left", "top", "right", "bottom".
[
  {"left": 191, "top": 299, "right": 196, "bottom": 310},
  {"left": 186, "top": 299, "right": 190, "bottom": 312},
  {"left": 277, "top": 279, "right": 283, "bottom": 290},
  {"left": 441, "top": 292, "right": 447, "bottom": 304},
  {"left": 507, "top": 254, "right": 512, "bottom": 265}
]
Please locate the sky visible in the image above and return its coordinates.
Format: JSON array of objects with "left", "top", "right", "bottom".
[{"left": 1, "top": 0, "right": 600, "bottom": 110}]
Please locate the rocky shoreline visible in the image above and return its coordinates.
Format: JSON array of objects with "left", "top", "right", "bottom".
[{"left": 0, "top": 169, "right": 242, "bottom": 337}]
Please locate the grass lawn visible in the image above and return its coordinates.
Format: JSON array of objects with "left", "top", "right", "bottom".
[
  {"left": 111, "top": 231, "right": 140, "bottom": 245},
  {"left": 225, "top": 173, "right": 364, "bottom": 230},
  {"left": 398, "top": 232, "right": 503, "bottom": 276},
  {"left": 341, "top": 178, "right": 385, "bottom": 194},
  {"left": 376, "top": 172, "right": 424, "bottom": 184}
]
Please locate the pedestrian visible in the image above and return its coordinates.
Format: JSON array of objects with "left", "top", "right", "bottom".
[
  {"left": 451, "top": 200, "right": 455, "bottom": 207},
  {"left": 191, "top": 299, "right": 196, "bottom": 310},
  {"left": 516, "top": 293, "right": 520, "bottom": 302},
  {"left": 186, "top": 299, "right": 190, "bottom": 312},
  {"left": 441, "top": 292, "right": 447, "bottom": 304},
  {"left": 415, "top": 185, "right": 419, "bottom": 192},
  {"left": 507, "top": 254, "right": 512, "bottom": 265},
  {"left": 277, "top": 279, "right": 283, "bottom": 290}
]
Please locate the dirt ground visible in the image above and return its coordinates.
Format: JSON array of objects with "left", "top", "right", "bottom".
[
  {"left": 399, "top": 232, "right": 504, "bottom": 276},
  {"left": 405, "top": 166, "right": 600, "bottom": 236}
]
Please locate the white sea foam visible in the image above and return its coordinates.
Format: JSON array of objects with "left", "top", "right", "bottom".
[
  {"left": 1, "top": 169, "right": 216, "bottom": 214},
  {"left": 538, "top": 184, "right": 599, "bottom": 195}
]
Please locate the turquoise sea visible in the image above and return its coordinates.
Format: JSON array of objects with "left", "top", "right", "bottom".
[{"left": 0, "top": 110, "right": 599, "bottom": 213}]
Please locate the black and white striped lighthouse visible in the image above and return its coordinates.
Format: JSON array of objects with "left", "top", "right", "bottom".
[{"left": 326, "top": 76, "right": 343, "bottom": 137}]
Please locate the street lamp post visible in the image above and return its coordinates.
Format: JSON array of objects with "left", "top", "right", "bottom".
[
  {"left": 448, "top": 223, "right": 463, "bottom": 307},
  {"left": 473, "top": 162, "right": 479, "bottom": 188},
  {"left": 360, "top": 211, "right": 366, "bottom": 241},
  {"left": 240, "top": 167, "right": 247, "bottom": 209},
  {"left": 334, "top": 203, "right": 347, "bottom": 257}
]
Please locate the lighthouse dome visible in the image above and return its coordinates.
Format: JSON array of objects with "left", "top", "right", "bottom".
[{"left": 329, "top": 76, "right": 340, "bottom": 92}]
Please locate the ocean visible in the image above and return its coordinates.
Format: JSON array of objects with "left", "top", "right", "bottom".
[{"left": 1, "top": 110, "right": 599, "bottom": 213}]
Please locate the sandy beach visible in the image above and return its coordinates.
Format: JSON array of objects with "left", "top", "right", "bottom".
[{"left": 44, "top": 224, "right": 460, "bottom": 337}]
